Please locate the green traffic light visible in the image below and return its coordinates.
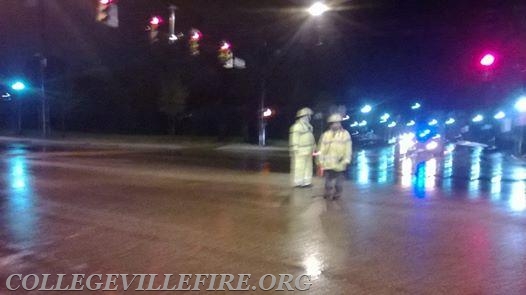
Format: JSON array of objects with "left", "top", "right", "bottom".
[{"left": 11, "top": 81, "right": 26, "bottom": 91}]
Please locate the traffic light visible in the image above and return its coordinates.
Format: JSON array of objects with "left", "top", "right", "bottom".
[
  {"left": 262, "top": 108, "right": 274, "bottom": 118},
  {"left": 218, "top": 41, "right": 233, "bottom": 67},
  {"left": 11, "top": 81, "right": 26, "bottom": 91},
  {"left": 96, "top": 0, "right": 118, "bottom": 28},
  {"left": 478, "top": 52, "right": 497, "bottom": 81},
  {"left": 189, "top": 29, "right": 202, "bottom": 56},
  {"left": 480, "top": 53, "right": 495, "bottom": 67},
  {"left": 147, "top": 16, "right": 163, "bottom": 44}
]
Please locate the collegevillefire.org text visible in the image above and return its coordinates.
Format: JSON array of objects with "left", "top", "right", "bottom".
[{"left": 5, "top": 273, "right": 312, "bottom": 292}]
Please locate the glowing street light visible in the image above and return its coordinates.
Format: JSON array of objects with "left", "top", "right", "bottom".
[
  {"left": 307, "top": 2, "right": 330, "bottom": 16},
  {"left": 411, "top": 102, "right": 421, "bottom": 110},
  {"left": 515, "top": 96, "right": 526, "bottom": 113},
  {"left": 387, "top": 121, "right": 397, "bottom": 128},
  {"left": 11, "top": 81, "right": 26, "bottom": 91},
  {"left": 445, "top": 118, "right": 456, "bottom": 125},
  {"left": 472, "top": 114, "right": 484, "bottom": 123},
  {"left": 406, "top": 120, "right": 416, "bottom": 127},
  {"left": 358, "top": 120, "right": 367, "bottom": 127},
  {"left": 493, "top": 111, "right": 506, "bottom": 120},
  {"left": 419, "top": 129, "right": 431, "bottom": 138},
  {"left": 360, "top": 104, "right": 372, "bottom": 114},
  {"left": 428, "top": 119, "right": 438, "bottom": 126},
  {"left": 350, "top": 121, "right": 359, "bottom": 127},
  {"left": 380, "top": 113, "right": 390, "bottom": 123}
]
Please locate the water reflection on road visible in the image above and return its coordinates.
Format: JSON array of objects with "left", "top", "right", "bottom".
[
  {"left": 348, "top": 145, "right": 526, "bottom": 212},
  {"left": 1, "top": 145, "right": 38, "bottom": 245},
  {"left": 0, "top": 142, "right": 524, "bottom": 217}
]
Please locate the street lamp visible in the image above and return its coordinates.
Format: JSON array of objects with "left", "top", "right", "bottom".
[
  {"left": 380, "top": 113, "right": 390, "bottom": 123},
  {"left": 494, "top": 111, "right": 506, "bottom": 120},
  {"left": 472, "top": 114, "right": 484, "bottom": 123},
  {"left": 515, "top": 96, "right": 526, "bottom": 113},
  {"left": 411, "top": 102, "right": 421, "bottom": 110},
  {"left": 360, "top": 104, "right": 372, "bottom": 114},
  {"left": 307, "top": 2, "right": 330, "bottom": 16}
]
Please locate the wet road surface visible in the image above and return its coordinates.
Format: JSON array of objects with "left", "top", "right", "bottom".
[{"left": 0, "top": 142, "right": 525, "bottom": 294}]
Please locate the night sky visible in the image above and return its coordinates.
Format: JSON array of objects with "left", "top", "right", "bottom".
[{"left": 1, "top": 0, "right": 525, "bottom": 136}]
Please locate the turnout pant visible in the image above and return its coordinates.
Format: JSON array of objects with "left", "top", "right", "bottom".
[
  {"left": 291, "top": 154, "right": 313, "bottom": 186},
  {"left": 324, "top": 170, "right": 345, "bottom": 198}
]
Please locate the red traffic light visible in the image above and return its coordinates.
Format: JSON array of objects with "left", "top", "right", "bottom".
[
  {"left": 220, "top": 41, "right": 231, "bottom": 51},
  {"left": 149, "top": 16, "right": 162, "bottom": 26},
  {"left": 263, "top": 108, "right": 273, "bottom": 118},
  {"left": 480, "top": 53, "right": 495, "bottom": 67},
  {"left": 191, "top": 30, "right": 202, "bottom": 41}
]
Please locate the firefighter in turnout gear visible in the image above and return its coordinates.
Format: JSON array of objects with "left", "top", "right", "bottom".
[
  {"left": 289, "top": 108, "right": 316, "bottom": 187},
  {"left": 318, "top": 114, "right": 352, "bottom": 199}
]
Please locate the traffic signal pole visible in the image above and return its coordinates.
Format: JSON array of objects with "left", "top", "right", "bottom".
[
  {"left": 17, "top": 98, "right": 22, "bottom": 135},
  {"left": 40, "top": 56, "right": 48, "bottom": 137},
  {"left": 258, "top": 79, "right": 267, "bottom": 146},
  {"left": 39, "top": 0, "right": 48, "bottom": 137}
]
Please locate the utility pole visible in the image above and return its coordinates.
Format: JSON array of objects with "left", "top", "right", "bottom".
[
  {"left": 257, "top": 41, "right": 279, "bottom": 146},
  {"left": 258, "top": 41, "right": 270, "bottom": 147}
]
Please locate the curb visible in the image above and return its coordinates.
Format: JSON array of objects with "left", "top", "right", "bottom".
[
  {"left": 0, "top": 136, "right": 185, "bottom": 151},
  {"left": 0, "top": 136, "right": 288, "bottom": 153}
]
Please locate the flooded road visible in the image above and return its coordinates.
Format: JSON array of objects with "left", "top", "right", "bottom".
[
  {"left": 57, "top": 142, "right": 525, "bottom": 212},
  {"left": 0, "top": 142, "right": 525, "bottom": 294}
]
